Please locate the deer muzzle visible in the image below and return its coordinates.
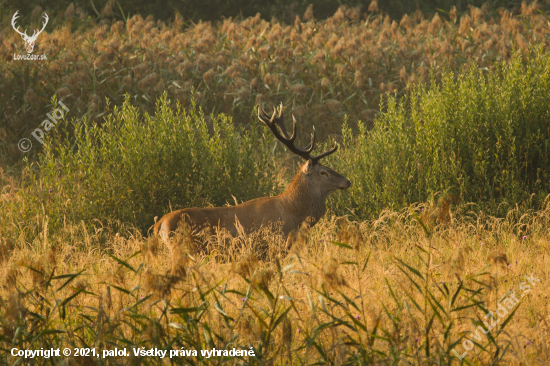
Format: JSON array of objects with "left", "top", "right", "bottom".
[{"left": 340, "top": 179, "right": 352, "bottom": 190}]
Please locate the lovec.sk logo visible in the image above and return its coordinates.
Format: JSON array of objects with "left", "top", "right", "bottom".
[{"left": 12, "top": 10, "right": 48, "bottom": 61}]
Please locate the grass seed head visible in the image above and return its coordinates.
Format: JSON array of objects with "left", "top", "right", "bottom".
[
  {"left": 5, "top": 290, "right": 24, "bottom": 320},
  {"left": 31, "top": 6, "right": 43, "bottom": 22},
  {"left": 145, "top": 320, "right": 165, "bottom": 344},
  {"left": 20, "top": 258, "right": 46, "bottom": 288},
  {"left": 303, "top": 4, "right": 314, "bottom": 21},
  {"left": 429, "top": 13, "right": 442, "bottom": 34},
  {"left": 2, "top": 291, "right": 24, "bottom": 338},
  {"left": 232, "top": 253, "right": 259, "bottom": 280},
  {"left": 203, "top": 69, "right": 215, "bottom": 84},
  {"left": 169, "top": 242, "right": 189, "bottom": 280},
  {"left": 64, "top": 3, "right": 75, "bottom": 18},
  {"left": 101, "top": 0, "right": 115, "bottom": 18},
  {"left": 437, "top": 197, "right": 452, "bottom": 225},
  {"left": 288, "top": 222, "right": 310, "bottom": 253},
  {"left": 252, "top": 268, "right": 274, "bottom": 289},
  {"left": 448, "top": 249, "right": 465, "bottom": 276},
  {"left": 143, "top": 235, "right": 160, "bottom": 257},
  {"left": 0, "top": 238, "right": 15, "bottom": 264},
  {"left": 459, "top": 15, "right": 471, "bottom": 34},
  {"left": 24, "top": 89, "right": 39, "bottom": 108},
  {"left": 282, "top": 317, "right": 292, "bottom": 351},
  {"left": 368, "top": 1, "right": 379, "bottom": 13},
  {"left": 72, "top": 279, "right": 89, "bottom": 293},
  {"left": 46, "top": 245, "right": 57, "bottom": 267},
  {"left": 236, "top": 317, "right": 254, "bottom": 339},
  {"left": 2, "top": 267, "right": 19, "bottom": 290},
  {"left": 489, "top": 251, "right": 509, "bottom": 272},
  {"left": 144, "top": 268, "right": 173, "bottom": 298},
  {"left": 322, "top": 258, "right": 347, "bottom": 290}
]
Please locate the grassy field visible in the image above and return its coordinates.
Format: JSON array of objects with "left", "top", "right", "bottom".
[
  {"left": 1, "top": 202, "right": 549, "bottom": 365},
  {"left": 2, "top": 2, "right": 550, "bottom": 365}
]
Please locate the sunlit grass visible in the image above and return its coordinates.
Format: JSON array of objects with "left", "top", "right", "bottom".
[
  {"left": 1, "top": 3, "right": 550, "bottom": 364},
  {"left": 0, "top": 202, "right": 548, "bottom": 365}
]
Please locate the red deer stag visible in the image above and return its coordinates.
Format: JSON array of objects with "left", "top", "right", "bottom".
[{"left": 154, "top": 104, "right": 351, "bottom": 241}]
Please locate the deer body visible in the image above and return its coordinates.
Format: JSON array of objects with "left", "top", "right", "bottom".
[{"left": 154, "top": 105, "right": 351, "bottom": 242}]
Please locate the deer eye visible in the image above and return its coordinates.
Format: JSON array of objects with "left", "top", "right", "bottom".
[{"left": 320, "top": 171, "right": 329, "bottom": 177}]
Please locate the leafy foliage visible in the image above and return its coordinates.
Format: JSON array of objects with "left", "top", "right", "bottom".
[
  {"left": 329, "top": 50, "right": 550, "bottom": 218},
  {"left": 20, "top": 95, "right": 278, "bottom": 232},
  {"left": 2, "top": 2, "right": 550, "bottom": 164}
]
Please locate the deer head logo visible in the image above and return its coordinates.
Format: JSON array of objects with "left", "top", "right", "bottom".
[{"left": 11, "top": 10, "right": 49, "bottom": 54}]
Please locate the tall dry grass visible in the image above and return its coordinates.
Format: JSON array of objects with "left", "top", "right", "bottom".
[
  {"left": 1, "top": 200, "right": 549, "bottom": 364},
  {"left": 2, "top": 2, "right": 549, "bottom": 162}
]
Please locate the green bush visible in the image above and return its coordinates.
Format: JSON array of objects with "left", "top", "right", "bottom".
[
  {"left": 22, "top": 94, "right": 278, "bottom": 233},
  {"left": 329, "top": 49, "right": 550, "bottom": 218},
  {"left": 9, "top": 50, "right": 550, "bottom": 237}
]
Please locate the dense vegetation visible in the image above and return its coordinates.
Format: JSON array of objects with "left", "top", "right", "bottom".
[
  {"left": 2, "top": 1, "right": 549, "bottom": 166},
  {"left": 22, "top": 96, "right": 278, "bottom": 232},
  {"left": 1, "top": 205, "right": 548, "bottom": 365},
  {"left": 1, "top": 2, "right": 549, "bottom": 365},
  {"left": 330, "top": 50, "right": 550, "bottom": 219},
  {"left": 3, "top": 50, "right": 549, "bottom": 236}
]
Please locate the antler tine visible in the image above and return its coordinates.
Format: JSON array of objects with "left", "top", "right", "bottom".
[
  {"left": 311, "top": 141, "right": 338, "bottom": 163},
  {"left": 36, "top": 13, "right": 50, "bottom": 35},
  {"left": 269, "top": 103, "right": 295, "bottom": 141},
  {"left": 259, "top": 104, "right": 338, "bottom": 164},
  {"left": 31, "top": 13, "right": 48, "bottom": 39},
  {"left": 11, "top": 11, "right": 27, "bottom": 37},
  {"left": 303, "top": 122, "right": 316, "bottom": 154},
  {"left": 258, "top": 104, "right": 292, "bottom": 141},
  {"left": 258, "top": 105, "right": 276, "bottom": 128},
  {"left": 258, "top": 104, "right": 311, "bottom": 161},
  {"left": 271, "top": 105, "right": 286, "bottom": 137},
  {"left": 290, "top": 114, "right": 316, "bottom": 154},
  {"left": 258, "top": 105, "right": 287, "bottom": 142}
]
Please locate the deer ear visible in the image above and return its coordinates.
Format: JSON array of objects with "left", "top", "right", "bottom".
[{"left": 302, "top": 160, "right": 314, "bottom": 174}]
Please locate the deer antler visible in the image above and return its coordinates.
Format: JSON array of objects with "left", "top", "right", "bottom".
[
  {"left": 11, "top": 11, "right": 27, "bottom": 37},
  {"left": 30, "top": 13, "right": 49, "bottom": 40},
  {"left": 258, "top": 104, "right": 338, "bottom": 164},
  {"left": 11, "top": 11, "right": 48, "bottom": 41}
]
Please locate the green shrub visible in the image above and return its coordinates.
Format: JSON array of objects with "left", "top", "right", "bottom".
[
  {"left": 22, "top": 94, "right": 278, "bottom": 233},
  {"left": 329, "top": 49, "right": 550, "bottom": 218},
  {"left": 8, "top": 49, "right": 550, "bottom": 237}
]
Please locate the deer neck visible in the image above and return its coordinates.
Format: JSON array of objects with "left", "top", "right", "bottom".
[{"left": 280, "top": 171, "right": 326, "bottom": 223}]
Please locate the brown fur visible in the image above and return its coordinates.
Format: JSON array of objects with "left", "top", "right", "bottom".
[{"left": 154, "top": 161, "right": 351, "bottom": 241}]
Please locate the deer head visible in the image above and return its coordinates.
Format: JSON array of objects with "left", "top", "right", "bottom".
[
  {"left": 258, "top": 104, "right": 351, "bottom": 199},
  {"left": 12, "top": 11, "right": 49, "bottom": 54}
]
